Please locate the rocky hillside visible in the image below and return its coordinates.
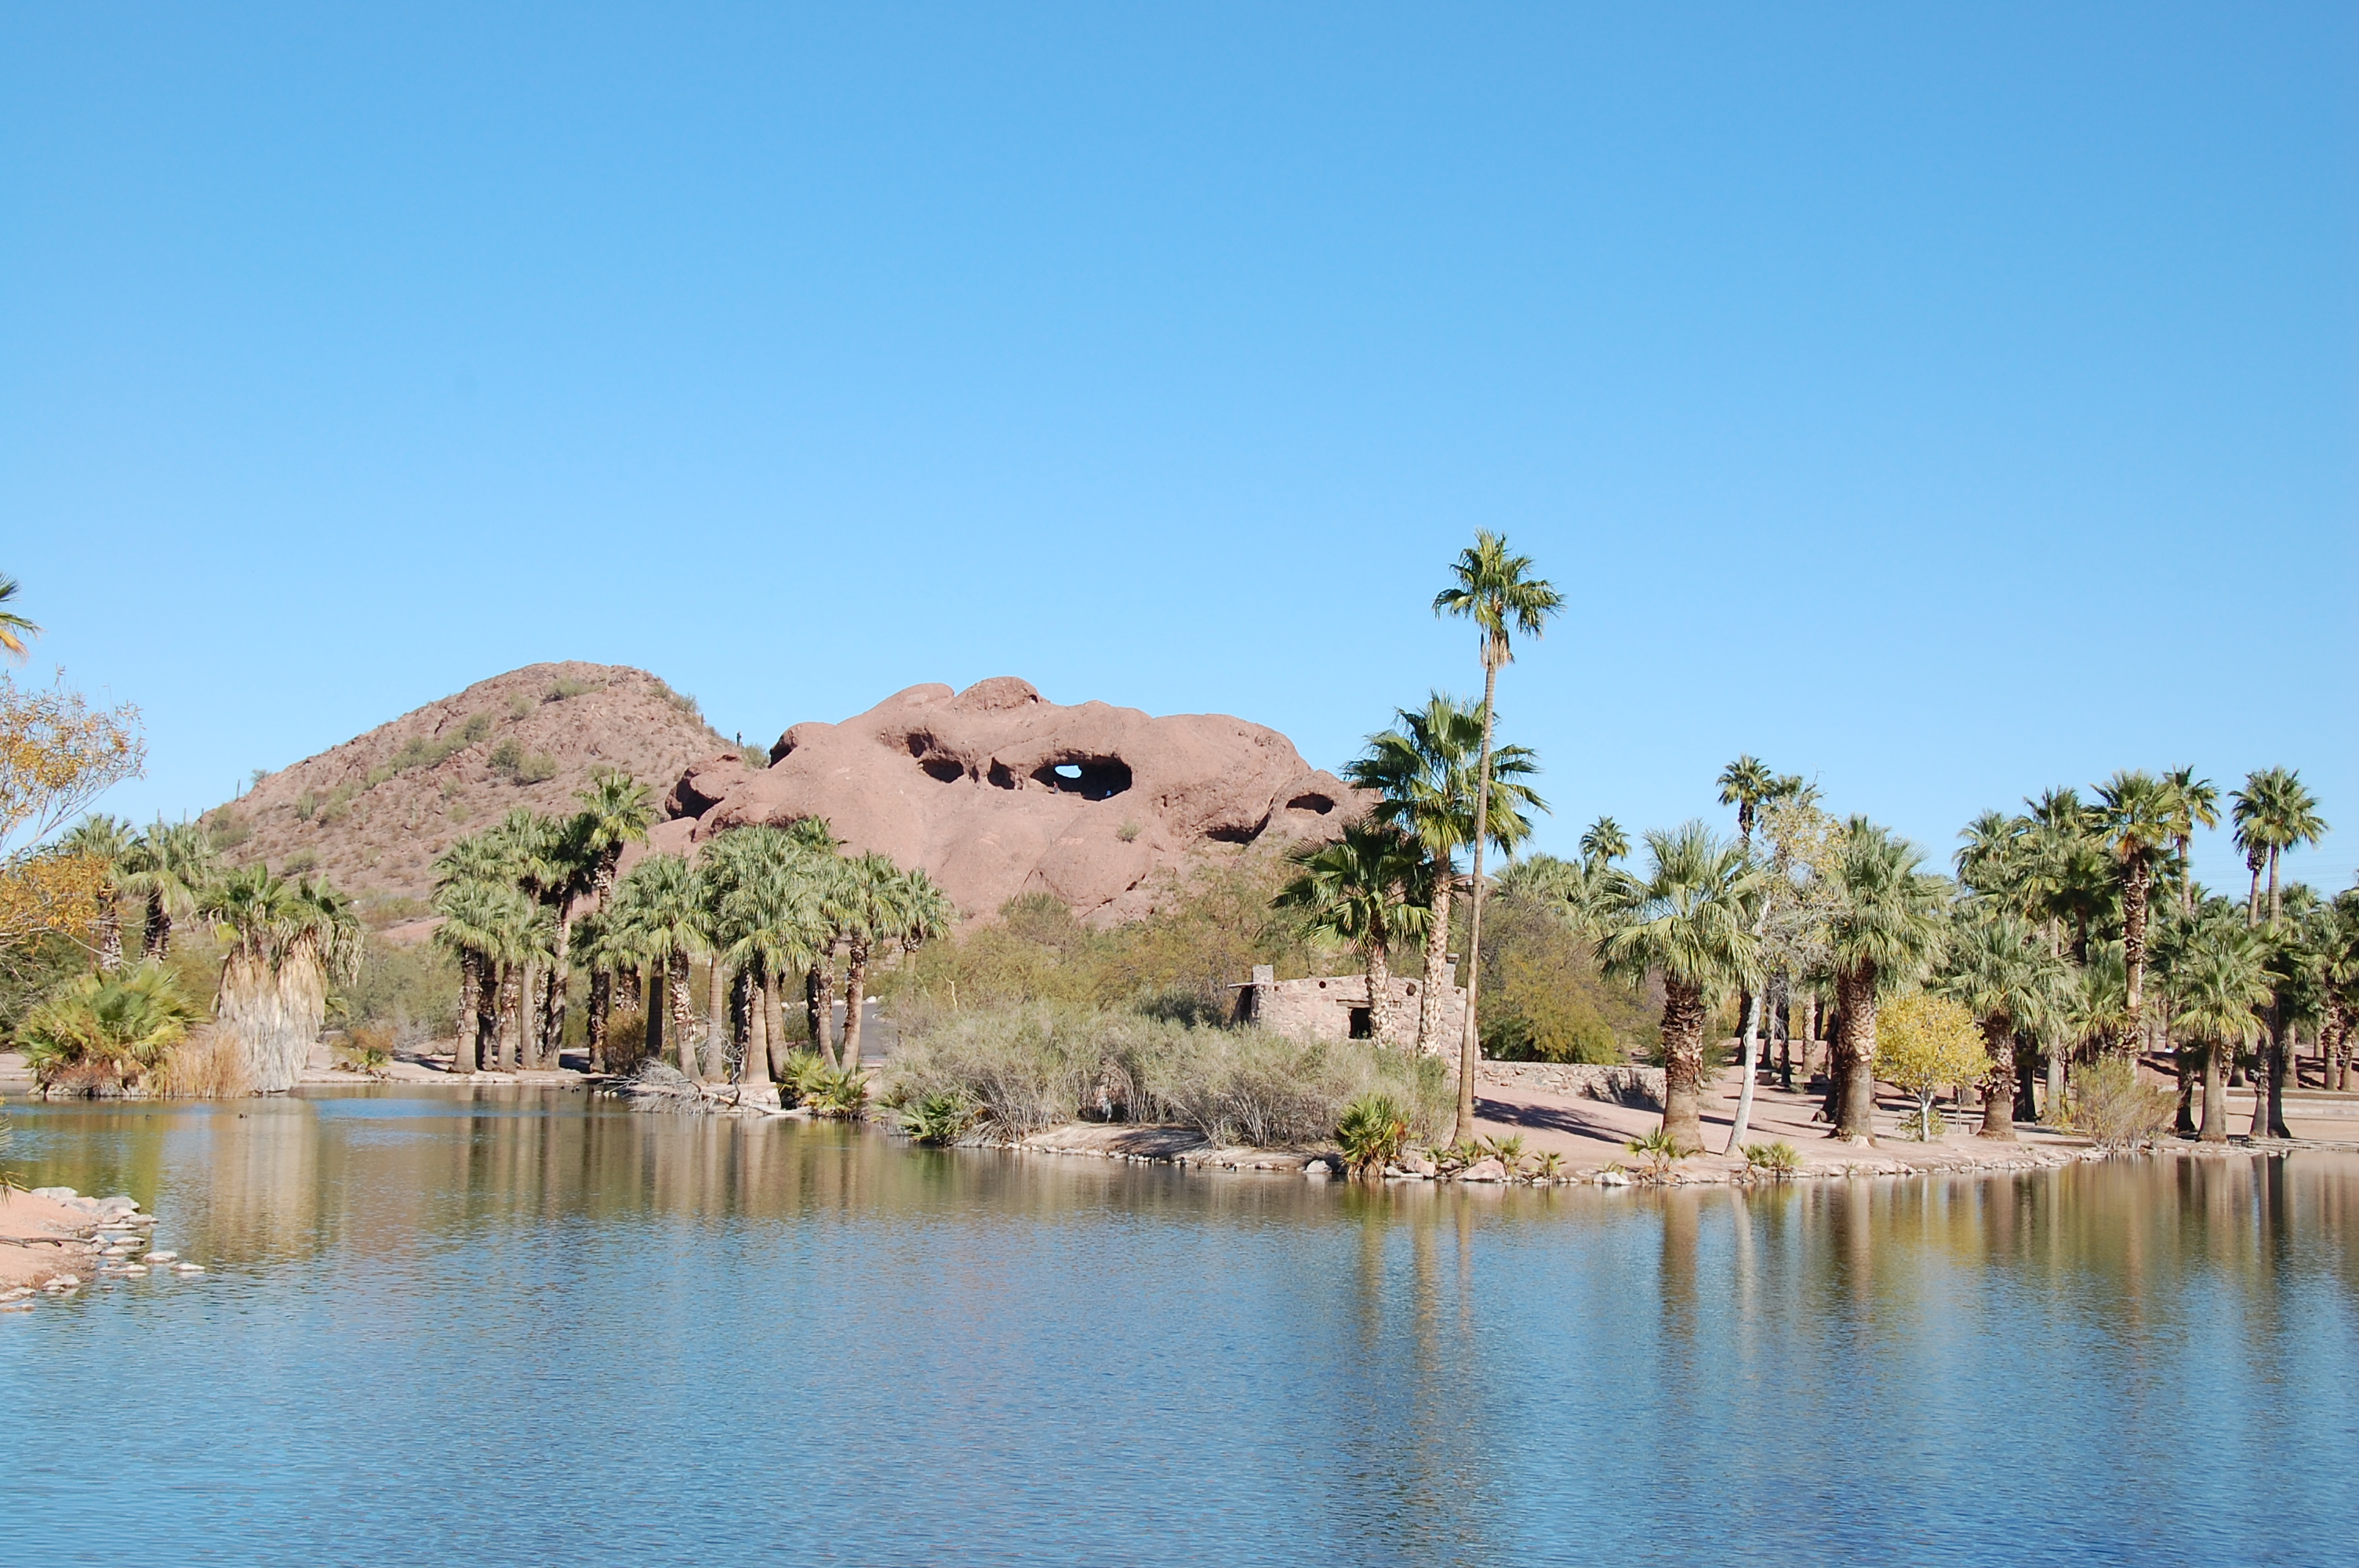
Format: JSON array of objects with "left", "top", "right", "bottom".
[{"left": 202, "top": 663, "right": 736, "bottom": 907}]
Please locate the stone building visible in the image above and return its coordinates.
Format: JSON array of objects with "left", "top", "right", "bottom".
[{"left": 1230, "top": 964, "right": 1467, "bottom": 1054}]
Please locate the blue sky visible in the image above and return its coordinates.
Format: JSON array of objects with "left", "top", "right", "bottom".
[{"left": 5, "top": 4, "right": 2353, "bottom": 891}]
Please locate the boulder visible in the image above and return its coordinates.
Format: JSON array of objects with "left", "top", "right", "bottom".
[
  {"left": 1458, "top": 1157, "right": 1510, "bottom": 1183},
  {"left": 645, "top": 678, "right": 1369, "bottom": 924}
]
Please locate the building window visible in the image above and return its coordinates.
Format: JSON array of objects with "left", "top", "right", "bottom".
[{"left": 1347, "top": 1006, "right": 1373, "bottom": 1040}]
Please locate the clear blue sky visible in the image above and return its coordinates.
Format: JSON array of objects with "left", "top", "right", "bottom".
[{"left": 5, "top": 4, "right": 2353, "bottom": 892}]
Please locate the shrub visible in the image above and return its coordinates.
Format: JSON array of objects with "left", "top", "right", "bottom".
[
  {"left": 1116, "top": 820, "right": 1142, "bottom": 844},
  {"left": 334, "top": 1024, "right": 393, "bottom": 1073},
  {"left": 204, "top": 807, "right": 251, "bottom": 851},
  {"left": 801, "top": 1064, "right": 871, "bottom": 1118},
  {"left": 17, "top": 963, "right": 202, "bottom": 1095},
  {"left": 1533, "top": 1149, "right": 1565, "bottom": 1180},
  {"left": 295, "top": 791, "right": 318, "bottom": 822},
  {"left": 1626, "top": 1126, "right": 1687, "bottom": 1180},
  {"left": 2070, "top": 1056, "right": 2175, "bottom": 1150},
  {"left": 1743, "top": 1140, "right": 1801, "bottom": 1177},
  {"left": 545, "top": 677, "right": 599, "bottom": 702},
  {"left": 282, "top": 849, "right": 320, "bottom": 877},
  {"left": 1874, "top": 993, "right": 1990, "bottom": 1142},
  {"left": 900, "top": 1091, "right": 976, "bottom": 1146},
  {"left": 1335, "top": 1093, "right": 1409, "bottom": 1175}
]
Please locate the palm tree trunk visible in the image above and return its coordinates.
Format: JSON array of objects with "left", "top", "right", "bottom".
[
  {"left": 1365, "top": 937, "right": 1394, "bottom": 1048},
  {"left": 703, "top": 958, "right": 728, "bottom": 1081},
  {"left": 454, "top": 953, "right": 482, "bottom": 1075},
  {"left": 841, "top": 938, "right": 871, "bottom": 1066},
  {"left": 1452, "top": 657, "right": 1500, "bottom": 1144},
  {"left": 1977, "top": 1018, "right": 2016, "bottom": 1140},
  {"left": 95, "top": 898, "right": 123, "bottom": 972},
  {"left": 669, "top": 953, "right": 695, "bottom": 1078},
  {"left": 2248, "top": 1020, "right": 2274, "bottom": 1138},
  {"left": 2044, "top": 1034, "right": 2068, "bottom": 1123},
  {"left": 1417, "top": 872, "right": 1452, "bottom": 1054},
  {"left": 2172, "top": 1041, "right": 2197, "bottom": 1137},
  {"left": 2015, "top": 1030, "right": 2040, "bottom": 1121},
  {"left": 587, "top": 967, "right": 611, "bottom": 1074},
  {"left": 2266, "top": 848, "right": 2282, "bottom": 927},
  {"left": 763, "top": 980, "right": 789, "bottom": 1080},
  {"left": 2117, "top": 863, "right": 2150, "bottom": 1058},
  {"left": 1834, "top": 965, "right": 1879, "bottom": 1143},
  {"left": 816, "top": 946, "right": 841, "bottom": 1069},
  {"left": 647, "top": 966, "right": 667, "bottom": 1067},
  {"left": 495, "top": 964, "right": 522, "bottom": 1072},
  {"left": 1659, "top": 980, "right": 1707, "bottom": 1152},
  {"left": 742, "top": 970, "right": 771, "bottom": 1090},
  {"left": 2201, "top": 1040, "right": 2230, "bottom": 1141},
  {"left": 144, "top": 896, "right": 170, "bottom": 960},
  {"left": 805, "top": 964, "right": 829, "bottom": 1056}
]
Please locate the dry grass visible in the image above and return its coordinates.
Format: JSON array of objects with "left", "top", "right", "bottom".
[{"left": 153, "top": 1026, "right": 255, "bottom": 1099}]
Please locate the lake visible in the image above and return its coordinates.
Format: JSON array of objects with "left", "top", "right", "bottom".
[{"left": 4, "top": 1086, "right": 2355, "bottom": 1566}]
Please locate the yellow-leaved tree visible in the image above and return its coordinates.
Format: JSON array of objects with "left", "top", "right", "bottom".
[
  {"left": 1874, "top": 992, "right": 1989, "bottom": 1141},
  {"left": 1, "top": 671, "right": 146, "bottom": 967}
]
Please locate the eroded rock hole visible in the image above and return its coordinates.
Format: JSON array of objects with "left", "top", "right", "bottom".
[
  {"left": 1286, "top": 793, "right": 1336, "bottom": 815},
  {"left": 920, "top": 759, "right": 965, "bottom": 784},
  {"left": 1031, "top": 757, "right": 1132, "bottom": 800}
]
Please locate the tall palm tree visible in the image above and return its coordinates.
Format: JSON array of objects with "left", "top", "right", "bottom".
[
  {"left": 485, "top": 808, "right": 571, "bottom": 1069},
  {"left": 1716, "top": 757, "right": 1777, "bottom": 849},
  {"left": 2092, "top": 770, "right": 2178, "bottom": 1057},
  {"left": 1347, "top": 693, "right": 1543, "bottom": 1055},
  {"left": 2167, "top": 913, "right": 2274, "bottom": 1141},
  {"left": 431, "top": 877, "right": 533, "bottom": 1074},
  {"left": 58, "top": 815, "right": 136, "bottom": 970},
  {"left": 198, "top": 866, "right": 362, "bottom": 1092},
  {"left": 832, "top": 855, "right": 954, "bottom": 1070},
  {"left": 2161, "top": 768, "right": 2219, "bottom": 917},
  {"left": 0, "top": 573, "right": 38, "bottom": 659},
  {"left": 1579, "top": 816, "right": 1630, "bottom": 867},
  {"left": 1935, "top": 909, "right": 2063, "bottom": 1141},
  {"left": 1276, "top": 822, "right": 1428, "bottom": 1049},
  {"left": 1822, "top": 819, "right": 1947, "bottom": 1143},
  {"left": 1433, "top": 531, "right": 1562, "bottom": 1142},
  {"left": 565, "top": 771, "right": 654, "bottom": 1073},
  {"left": 1597, "top": 822, "right": 1761, "bottom": 1153},
  {"left": 2232, "top": 768, "right": 2326, "bottom": 928},
  {"left": 120, "top": 818, "right": 218, "bottom": 960}
]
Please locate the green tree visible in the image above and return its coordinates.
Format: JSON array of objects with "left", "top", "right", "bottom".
[
  {"left": 1276, "top": 822, "right": 1428, "bottom": 1049},
  {"left": 609, "top": 851, "right": 707, "bottom": 1076},
  {"left": 1579, "top": 815, "right": 1630, "bottom": 866},
  {"left": 2232, "top": 768, "right": 2326, "bottom": 927},
  {"left": 1433, "top": 531, "right": 1561, "bottom": 1142},
  {"left": 1347, "top": 692, "right": 1543, "bottom": 1055},
  {"left": 431, "top": 874, "right": 533, "bottom": 1075},
  {"left": 2161, "top": 768, "right": 2219, "bottom": 917},
  {"left": 1823, "top": 819, "right": 1948, "bottom": 1143},
  {"left": 2165, "top": 909, "right": 2273, "bottom": 1141},
  {"left": 1598, "top": 821, "right": 1761, "bottom": 1153},
  {"left": 57, "top": 814, "right": 136, "bottom": 971}
]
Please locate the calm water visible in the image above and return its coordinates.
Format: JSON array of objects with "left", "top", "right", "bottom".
[{"left": 4, "top": 1088, "right": 2356, "bottom": 1567}]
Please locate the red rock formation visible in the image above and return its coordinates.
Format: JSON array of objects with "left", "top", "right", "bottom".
[{"left": 649, "top": 679, "right": 1366, "bottom": 923}]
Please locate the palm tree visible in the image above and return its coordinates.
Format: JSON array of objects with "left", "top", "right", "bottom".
[
  {"left": 198, "top": 866, "right": 362, "bottom": 1092},
  {"left": 1822, "top": 819, "right": 1947, "bottom": 1143},
  {"left": 2161, "top": 768, "right": 2219, "bottom": 917},
  {"left": 609, "top": 851, "right": 707, "bottom": 1077},
  {"left": 485, "top": 808, "right": 571, "bottom": 1069},
  {"left": 1347, "top": 693, "right": 1543, "bottom": 1055},
  {"left": 1433, "top": 531, "right": 1562, "bottom": 1142},
  {"left": 2167, "top": 913, "right": 2274, "bottom": 1141},
  {"left": 1716, "top": 757, "right": 1777, "bottom": 848},
  {"left": 1935, "top": 909, "right": 2063, "bottom": 1141},
  {"left": 0, "top": 573, "right": 38, "bottom": 659},
  {"left": 2232, "top": 768, "right": 2327, "bottom": 928},
  {"left": 1579, "top": 816, "right": 1630, "bottom": 867},
  {"left": 17, "top": 961, "right": 200, "bottom": 1094},
  {"left": 834, "top": 855, "right": 954, "bottom": 1070},
  {"left": 1597, "top": 822, "right": 1761, "bottom": 1153},
  {"left": 120, "top": 818, "right": 217, "bottom": 960},
  {"left": 432, "top": 877, "right": 529, "bottom": 1075},
  {"left": 565, "top": 771, "right": 654, "bottom": 1073},
  {"left": 2092, "top": 771, "right": 2177, "bottom": 1057},
  {"left": 1276, "top": 822, "right": 1428, "bottom": 1049},
  {"left": 2316, "top": 892, "right": 2359, "bottom": 1091},
  {"left": 58, "top": 815, "right": 136, "bottom": 970}
]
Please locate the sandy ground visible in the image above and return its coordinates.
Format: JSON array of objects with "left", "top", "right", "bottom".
[{"left": 0, "top": 1189, "right": 99, "bottom": 1294}]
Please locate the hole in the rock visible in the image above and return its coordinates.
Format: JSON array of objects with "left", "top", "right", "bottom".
[
  {"left": 1205, "top": 823, "right": 1261, "bottom": 844},
  {"left": 1347, "top": 1007, "right": 1373, "bottom": 1040},
  {"left": 919, "top": 759, "right": 964, "bottom": 784},
  {"left": 1286, "top": 793, "right": 1336, "bottom": 815},
  {"left": 1030, "top": 757, "right": 1132, "bottom": 800},
  {"left": 987, "top": 761, "right": 1020, "bottom": 790}
]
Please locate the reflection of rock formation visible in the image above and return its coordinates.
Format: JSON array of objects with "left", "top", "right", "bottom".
[{"left": 649, "top": 679, "right": 1368, "bottom": 923}]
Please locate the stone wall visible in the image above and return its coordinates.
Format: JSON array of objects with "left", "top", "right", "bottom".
[
  {"left": 1477, "top": 1060, "right": 1664, "bottom": 1110},
  {"left": 1232, "top": 966, "right": 1466, "bottom": 1054}
]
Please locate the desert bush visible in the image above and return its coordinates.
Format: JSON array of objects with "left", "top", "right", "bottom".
[
  {"left": 2070, "top": 1056, "right": 2175, "bottom": 1149},
  {"left": 900, "top": 1091, "right": 977, "bottom": 1146},
  {"left": 1626, "top": 1126, "right": 1687, "bottom": 1179},
  {"left": 204, "top": 806, "right": 251, "bottom": 851},
  {"left": 801, "top": 1063, "right": 871, "bottom": 1118},
  {"left": 883, "top": 1001, "right": 1449, "bottom": 1147},
  {"left": 545, "top": 678, "right": 599, "bottom": 702},
  {"left": 335, "top": 1022, "right": 394, "bottom": 1073},
  {"left": 1335, "top": 1092, "right": 1410, "bottom": 1174}
]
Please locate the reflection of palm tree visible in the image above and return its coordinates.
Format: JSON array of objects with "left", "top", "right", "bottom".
[
  {"left": 1598, "top": 822, "right": 1760, "bottom": 1152},
  {"left": 1347, "top": 693, "right": 1543, "bottom": 1054},
  {"left": 1433, "top": 532, "right": 1561, "bottom": 1142}
]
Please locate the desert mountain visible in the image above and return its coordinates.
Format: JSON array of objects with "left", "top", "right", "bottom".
[
  {"left": 649, "top": 677, "right": 1367, "bottom": 924},
  {"left": 202, "top": 662, "right": 734, "bottom": 906}
]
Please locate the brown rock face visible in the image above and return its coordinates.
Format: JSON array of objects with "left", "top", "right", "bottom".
[{"left": 656, "top": 678, "right": 1367, "bottom": 923}]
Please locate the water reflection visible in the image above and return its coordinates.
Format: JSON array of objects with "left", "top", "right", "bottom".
[{"left": 4, "top": 1092, "right": 2357, "bottom": 1566}]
